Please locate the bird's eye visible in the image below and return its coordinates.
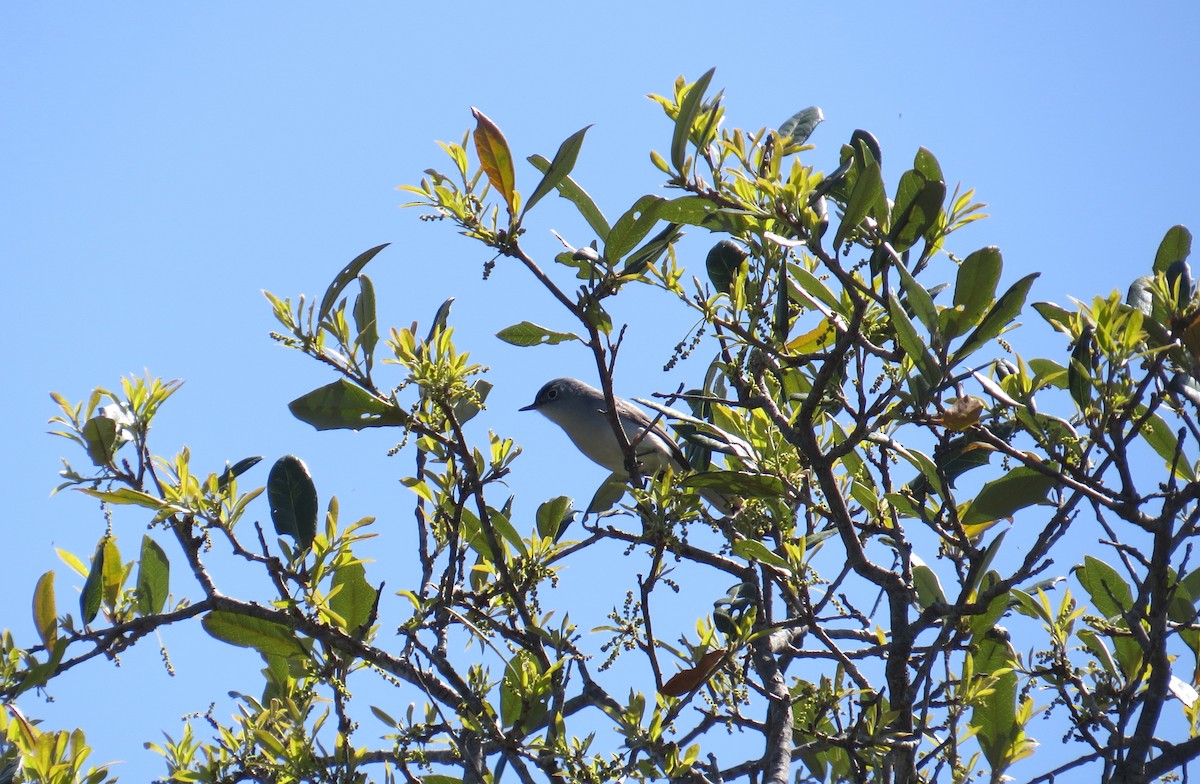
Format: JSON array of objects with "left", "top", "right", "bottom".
[{"left": 546, "top": 388, "right": 559, "bottom": 400}]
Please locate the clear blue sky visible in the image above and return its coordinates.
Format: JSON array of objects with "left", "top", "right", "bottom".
[{"left": 3, "top": 4, "right": 1198, "bottom": 780}]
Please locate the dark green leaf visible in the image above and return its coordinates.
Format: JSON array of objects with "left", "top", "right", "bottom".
[
  {"left": 219, "top": 456, "right": 263, "bottom": 490},
  {"left": 202, "top": 610, "right": 307, "bottom": 658},
  {"left": 136, "top": 535, "right": 169, "bottom": 616},
  {"left": 452, "top": 379, "right": 492, "bottom": 425},
  {"left": 706, "top": 239, "right": 749, "bottom": 294},
  {"left": 959, "top": 467, "right": 1056, "bottom": 528},
  {"left": 80, "top": 538, "right": 106, "bottom": 624},
  {"left": 268, "top": 456, "right": 318, "bottom": 550},
  {"left": 471, "top": 107, "right": 518, "bottom": 217},
  {"left": 1166, "top": 259, "right": 1193, "bottom": 308},
  {"left": 778, "top": 106, "right": 824, "bottom": 145},
  {"left": 289, "top": 379, "right": 408, "bottom": 431},
  {"left": 1154, "top": 224, "right": 1192, "bottom": 273},
  {"left": 495, "top": 321, "right": 581, "bottom": 347},
  {"left": 318, "top": 243, "right": 389, "bottom": 321},
  {"left": 425, "top": 297, "right": 455, "bottom": 344},
  {"left": 950, "top": 272, "right": 1039, "bottom": 366},
  {"left": 1031, "top": 300, "right": 1073, "bottom": 333},
  {"left": 528, "top": 154, "right": 610, "bottom": 240},
  {"left": 331, "top": 561, "right": 375, "bottom": 634},
  {"left": 524, "top": 125, "right": 591, "bottom": 215},
  {"left": 671, "top": 68, "right": 716, "bottom": 173},
  {"left": 1068, "top": 326, "right": 1095, "bottom": 410},
  {"left": 623, "top": 223, "right": 683, "bottom": 276}
]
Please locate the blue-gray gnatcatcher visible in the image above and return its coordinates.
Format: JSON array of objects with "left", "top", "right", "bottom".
[{"left": 520, "top": 377, "right": 732, "bottom": 513}]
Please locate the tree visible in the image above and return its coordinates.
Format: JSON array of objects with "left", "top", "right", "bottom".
[{"left": 3, "top": 69, "right": 1200, "bottom": 784}]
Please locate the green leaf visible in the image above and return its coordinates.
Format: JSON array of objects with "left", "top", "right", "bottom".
[
  {"left": 1068, "top": 326, "right": 1095, "bottom": 410},
  {"left": 330, "top": 561, "right": 375, "bottom": 634},
  {"left": 495, "top": 321, "right": 581, "bottom": 347},
  {"left": 202, "top": 610, "right": 307, "bottom": 658},
  {"left": 353, "top": 273, "right": 379, "bottom": 367},
  {"left": 80, "top": 538, "right": 106, "bottom": 624},
  {"left": 77, "top": 487, "right": 164, "bottom": 509},
  {"left": 536, "top": 496, "right": 575, "bottom": 541},
  {"left": 969, "top": 629, "right": 1020, "bottom": 771},
  {"left": 682, "top": 470, "right": 785, "bottom": 499},
  {"left": 1031, "top": 300, "right": 1073, "bottom": 334},
  {"left": 671, "top": 67, "right": 716, "bottom": 173},
  {"left": 732, "top": 540, "right": 793, "bottom": 573},
  {"left": 1075, "top": 555, "right": 1133, "bottom": 620},
  {"left": 887, "top": 293, "right": 940, "bottom": 383},
  {"left": 136, "top": 536, "right": 169, "bottom": 616},
  {"left": 623, "top": 223, "right": 683, "bottom": 276},
  {"left": 586, "top": 474, "right": 627, "bottom": 516},
  {"left": 606, "top": 194, "right": 665, "bottom": 263},
  {"left": 33, "top": 571, "right": 57, "bottom": 646},
  {"left": 528, "top": 154, "right": 610, "bottom": 240},
  {"left": 946, "top": 247, "right": 1003, "bottom": 340},
  {"left": 706, "top": 239, "right": 749, "bottom": 295},
  {"left": 889, "top": 169, "right": 945, "bottom": 253},
  {"left": 778, "top": 106, "right": 824, "bottom": 145},
  {"left": 289, "top": 379, "right": 409, "bottom": 431},
  {"left": 913, "top": 146, "right": 943, "bottom": 183},
  {"left": 893, "top": 255, "right": 938, "bottom": 333},
  {"left": 950, "top": 272, "right": 1039, "bottom": 366},
  {"left": 318, "top": 243, "right": 389, "bottom": 321},
  {"left": 911, "top": 557, "right": 947, "bottom": 609},
  {"left": 81, "top": 415, "right": 119, "bottom": 466},
  {"left": 1154, "top": 224, "right": 1193, "bottom": 273},
  {"left": 471, "top": 107, "right": 518, "bottom": 217},
  {"left": 219, "top": 456, "right": 264, "bottom": 490},
  {"left": 833, "top": 157, "right": 884, "bottom": 250},
  {"left": 959, "top": 467, "right": 1056, "bottom": 529},
  {"left": 100, "top": 536, "right": 123, "bottom": 609},
  {"left": 656, "top": 195, "right": 719, "bottom": 225},
  {"left": 268, "top": 455, "right": 318, "bottom": 550},
  {"left": 524, "top": 125, "right": 591, "bottom": 215}
]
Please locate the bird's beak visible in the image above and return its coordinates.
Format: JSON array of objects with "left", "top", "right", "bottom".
[{"left": 518, "top": 402, "right": 538, "bottom": 412}]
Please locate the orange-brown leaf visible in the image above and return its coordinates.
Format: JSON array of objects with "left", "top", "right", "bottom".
[
  {"left": 471, "top": 107, "right": 517, "bottom": 218},
  {"left": 660, "top": 649, "right": 725, "bottom": 697}
]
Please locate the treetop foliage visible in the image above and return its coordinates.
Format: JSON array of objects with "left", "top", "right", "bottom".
[{"left": 4, "top": 69, "right": 1200, "bottom": 784}]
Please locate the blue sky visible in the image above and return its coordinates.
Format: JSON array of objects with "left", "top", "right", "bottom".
[{"left": 3, "top": 4, "right": 1199, "bottom": 781}]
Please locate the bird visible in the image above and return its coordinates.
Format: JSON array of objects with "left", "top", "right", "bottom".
[{"left": 520, "top": 377, "right": 733, "bottom": 513}]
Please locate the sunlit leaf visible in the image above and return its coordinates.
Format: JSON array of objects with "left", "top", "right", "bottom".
[
  {"left": 136, "top": 535, "right": 169, "bottom": 616},
  {"left": 471, "top": 107, "right": 518, "bottom": 217},
  {"left": 524, "top": 125, "right": 591, "bottom": 215},
  {"left": 202, "top": 610, "right": 307, "bottom": 658},
  {"left": 32, "top": 571, "right": 57, "bottom": 646},
  {"left": 495, "top": 322, "right": 581, "bottom": 347},
  {"left": 318, "top": 243, "right": 389, "bottom": 321},
  {"left": 289, "top": 379, "right": 409, "bottom": 431}
]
